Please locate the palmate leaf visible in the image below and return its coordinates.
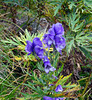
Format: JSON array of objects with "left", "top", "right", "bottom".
[
  {"left": 25, "top": 29, "right": 32, "bottom": 41},
  {"left": 76, "top": 32, "right": 92, "bottom": 41},
  {"left": 66, "top": 12, "right": 84, "bottom": 32},
  {"left": 1, "top": 29, "right": 44, "bottom": 62},
  {"left": 37, "top": 61, "right": 44, "bottom": 71},
  {"left": 66, "top": 38, "right": 75, "bottom": 55},
  {"left": 54, "top": 4, "right": 62, "bottom": 16},
  {"left": 68, "top": 0, "right": 76, "bottom": 10},
  {"left": 84, "top": 0, "right": 92, "bottom": 8},
  {"left": 84, "top": 46, "right": 92, "bottom": 52},
  {"left": 66, "top": 31, "right": 92, "bottom": 56},
  {"left": 1, "top": 29, "right": 43, "bottom": 47},
  {"left": 1, "top": 38, "right": 19, "bottom": 46},
  {"left": 76, "top": 32, "right": 92, "bottom": 59},
  {"left": 50, "top": 0, "right": 65, "bottom": 16},
  {"left": 1, "top": 34, "right": 23, "bottom": 46},
  {"left": 79, "top": 46, "right": 92, "bottom": 60}
]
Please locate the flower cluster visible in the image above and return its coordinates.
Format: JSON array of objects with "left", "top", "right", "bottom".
[
  {"left": 43, "top": 56, "right": 56, "bottom": 73},
  {"left": 25, "top": 38, "right": 56, "bottom": 73},
  {"left": 25, "top": 37, "right": 44, "bottom": 59},
  {"left": 43, "top": 85, "right": 64, "bottom": 100},
  {"left": 25, "top": 23, "right": 66, "bottom": 73},
  {"left": 43, "top": 23, "right": 66, "bottom": 54},
  {"left": 25, "top": 23, "right": 65, "bottom": 100}
]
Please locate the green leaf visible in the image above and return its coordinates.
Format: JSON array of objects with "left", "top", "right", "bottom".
[
  {"left": 66, "top": 12, "right": 83, "bottom": 32},
  {"left": 63, "top": 84, "right": 77, "bottom": 88},
  {"left": 66, "top": 39, "right": 75, "bottom": 55},
  {"left": 52, "top": 52, "right": 59, "bottom": 68},
  {"left": 79, "top": 46, "right": 92, "bottom": 60},
  {"left": 56, "top": 73, "right": 72, "bottom": 86},
  {"left": 5, "top": 82, "right": 22, "bottom": 99},
  {"left": 55, "top": 63, "right": 64, "bottom": 77},
  {"left": 54, "top": 4, "right": 61, "bottom": 16},
  {"left": 25, "top": 29, "right": 32, "bottom": 41},
  {"left": 24, "top": 83, "right": 37, "bottom": 91},
  {"left": 68, "top": 1, "right": 76, "bottom": 9},
  {"left": 84, "top": 0, "right": 92, "bottom": 8}
]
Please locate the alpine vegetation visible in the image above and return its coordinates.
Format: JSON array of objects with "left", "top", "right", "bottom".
[
  {"left": 43, "top": 23, "right": 66, "bottom": 55},
  {"left": 25, "top": 23, "right": 66, "bottom": 73}
]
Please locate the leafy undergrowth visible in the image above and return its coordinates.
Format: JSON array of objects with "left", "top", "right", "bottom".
[{"left": 0, "top": 0, "right": 92, "bottom": 100}]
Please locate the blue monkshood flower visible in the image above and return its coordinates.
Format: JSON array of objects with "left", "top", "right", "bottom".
[
  {"left": 33, "top": 37, "right": 43, "bottom": 47},
  {"left": 43, "top": 56, "right": 56, "bottom": 73},
  {"left": 55, "top": 97, "right": 64, "bottom": 100},
  {"left": 52, "top": 23, "right": 64, "bottom": 36},
  {"left": 25, "top": 40, "right": 33, "bottom": 55},
  {"left": 55, "top": 36, "right": 66, "bottom": 54},
  {"left": 52, "top": 75, "right": 57, "bottom": 80},
  {"left": 43, "top": 85, "right": 64, "bottom": 100},
  {"left": 43, "top": 34, "right": 53, "bottom": 48},
  {"left": 25, "top": 37, "right": 44, "bottom": 59},
  {"left": 48, "top": 28, "right": 55, "bottom": 40},
  {"left": 55, "top": 85, "right": 63, "bottom": 92},
  {"left": 49, "top": 75, "right": 57, "bottom": 87},
  {"left": 43, "top": 23, "right": 66, "bottom": 54},
  {"left": 43, "top": 96, "right": 53, "bottom": 100},
  {"left": 43, "top": 28, "right": 55, "bottom": 48},
  {"left": 43, "top": 96, "right": 64, "bottom": 100},
  {"left": 49, "top": 84, "right": 54, "bottom": 87}
]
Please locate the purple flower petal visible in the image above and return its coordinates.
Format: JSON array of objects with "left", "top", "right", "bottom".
[
  {"left": 25, "top": 40, "right": 33, "bottom": 55},
  {"left": 49, "top": 84, "right": 54, "bottom": 87},
  {"left": 43, "top": 34, "right": 53, "bottom": 48},
  {"left": 55, "top": 97, "right": 64, "bottom": 100},
  {"left": 37, "top": 53, "right": 44, "bottom": 59},
  {"left": 52, "top": 75, "right": 57, "bottom": 79},
  {"left": 44, "top": 64, "right": 56, "bottom": 73},
  {"left": 44, "top": 62, "right": 54, "bottom": 73},
  {"left": 55, "top": 36, "right": 65, "bottom": 46},
  {"left": 43, "top": 56, "right": 50, "bottom": 63},
  {"left": 55, "top": 36, "right": 66, "bottom": 54},
  {"left": 48, "top": 28, "right": 55, "bottom": 35},
  {"left": 55, "top": 85, "right": 63, "bottom": 92},
  {"left": 43, "top": 56, "right": 56, "bottom": 73},
  {"left": 48, "top": 28, "right": 55, "bottom": 40},
  {"left": 44, "top": 67, "right": 50, "bottom": 73},
  {"left": 43, "top": 28, "right": 55, "bottom": 48},
  {"left": 43, "top": 34, "right": 49, "bottom": 43},
  {"left": 43, "top": 96, "right": 64, "bottom": 100},
  {"left": 25, "top": 37, "right": 44, "bottom": 59},
  {"left": 43, "top": 23, "right": 65, "bottom": 52},
  {"left": 49, "top": 66, "right": 56, "bottom": 72},
  {"left": 33, "top": 37, "right": 42, "bottom": 47},
  {"left": 52, "top": 23, "right": 64, "bottom": 36},
  {"left": 34, "top": 46, "right": 44, "bottom": 59},
  {"left": 43, "top": 96, "right": 53, "bottom": 100}
]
